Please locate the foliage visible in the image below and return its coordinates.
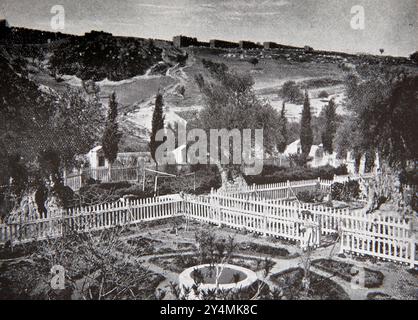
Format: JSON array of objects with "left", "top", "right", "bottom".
[
  {"left": 248, "top": 57, "right": 259, "bottom": 66},
  {"left": 201, "top": 59, "right": 229, "bottom": 79},
  {"left": 0, "top": 227, "right": 163, "bottom": 299},
  {"left": 102, "top": 93, "right": 122, "bottom": 163},
  {"left": 409, "top": 51, "right": 418, "bottom": 64},
  {"left": 331, "top": 180, "right": 360, "bottom": 201},
  {"left": 278, "top": 81, "right": 304, "bottom": 104},
  {"left": 0, "top": 54, "right": 104, "bottom": 170},
  {"left": 49, "top": 36, "right": 167, "bottom": 81},
  {"left": 318, "top": 90, "right": 329, "bottom": 98},
  {"left": 336, "top": 67, "right": 418, "bottom": 170},
  {"left": 195, "top": 229, "right": 237, "bottom": 265},
  {"left": 277, "top": 102, "right": 288, "bottom": 153},
  {"left": 321, "top": 98, "right": 337, "bottom": 153},
  {"left": 245, "top": 164, "right": 348, "bottom": 185},
  {"left": 288, "top": 153, "right": 312, "bottom": 168},
  {"left": 198, "top": 64, "right": 283, "bottom": 161},
  {"left": 297, "top": 190, "right": 324, "bottom": 203},
  {"left": 149, "top": 93, "right": 165, "bottom": 166},
  {"left": 300, "top": 90, "right": 313, "bottom": 157}
]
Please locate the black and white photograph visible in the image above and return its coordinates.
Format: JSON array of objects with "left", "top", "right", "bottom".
[{"left": 0, "top": 0, "right": 417, "bottom": 304}]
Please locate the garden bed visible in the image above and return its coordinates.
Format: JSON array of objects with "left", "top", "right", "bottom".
[
  {"left": 237, "top": 242, "right": 293, "bottom": 258},
  {"left": 149, "top": 253, "right": 275, "bottom": 274},
  {"left": 367, "top": 292, "right": 395, "bottom": 300},
  {"left": 312, "top": 259, "right": 384, "bottom": 288},
  {"left": 270, "top": 267, "right": 350, "bottom": 300},
  {"left": 0, "top": 258, "right": 165, "bottom": 300}
]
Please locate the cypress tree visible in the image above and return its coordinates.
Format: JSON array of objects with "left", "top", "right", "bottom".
[
  {"left": 102, "top": 92, "right": 121, "bottom": 164},
  {"left": 300, "top": 90, "right": 313, "bottom": 156},
  {"left": 277, "top": 102, "right": 288, "bottom": 153},
  {"left": 149, "top": 93, "right": 165, "bottom": 167},
  {"left": 321, "top": 98, "right": 337, "bottom": 153}
]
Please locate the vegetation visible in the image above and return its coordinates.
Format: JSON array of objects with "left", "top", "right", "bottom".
[
  {"left": 278, "top": 81, "right": 304, "bottom": 104},
  {"left": 336, "top": 67, "right": 418, "bottom": 211},
  {"left": 297, "top": 190, "right": 325, "bottom": 203},
  {"left": 149, "top": 93, "right": 165, "bottom": 168},
  {"left": 300, "top": 90, "right": 313, "bottom": 159},
  {"left": 244, "top": 164, "right": 348, "bottom": 185},
  {"left": 197, "top": 60, "right": 283, "bottom": 185},
  {"left": 321, "top": 98, "right": 337, "bottom": 153},
  {"left": 277, "top": 102, "right": 288, "bottom": 154},
  {"left": 331, "top": 180, "right": 360, "bottom": 202},
  {"left": 318, "top": 90, "right": 329, "bottom": 98},
  {"left": 49, "top": 36, "right": 165, "bottom": 81},
  {"left": 410, "top": 51, "right": 418, "bottom": 64},
  {"left": 0, "top": 227, "right": 164, "bottom": 299},
  {"left": 102, "top": 92, "right": 122, "bottom": 164}
]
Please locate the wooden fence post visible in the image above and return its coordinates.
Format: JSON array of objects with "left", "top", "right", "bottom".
[
  {"left": 286, "top": 180, "right": 290, "bottom": 199},
  {"left": 410, "top": 219, "right": 416, "bottom": 269}
]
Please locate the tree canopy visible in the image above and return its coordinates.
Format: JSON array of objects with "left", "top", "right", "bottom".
[{"left": 336, "top": 67, "right": 418, "bottom": 170}]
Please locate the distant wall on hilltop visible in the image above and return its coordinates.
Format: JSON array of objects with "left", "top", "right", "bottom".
[{"left": 210, "top": 39, "right": 239, "bottom": 49}]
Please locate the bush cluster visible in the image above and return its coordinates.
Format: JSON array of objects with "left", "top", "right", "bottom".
[
  {"left": 331, "top": 180, "right": 360, "bottom": 201},
  {"left": 297, "top": 189, "right": 324, "bottom": 203}
]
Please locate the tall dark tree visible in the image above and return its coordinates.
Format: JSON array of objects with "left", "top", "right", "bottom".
[
  {"left": 277, "top": 102, "right": 288, "bottom": 153},
  {"left": 149, "top": 93, "right": 165, "bottom": 167},
  {"left": 321, "top": 98, "right": 337, "bottom": 153},
  {"left": 102, "top": 92, "right": 121, "bottom": 164},
  {"left": 300, "top": 90, "right": 313, "bottom": 157}
]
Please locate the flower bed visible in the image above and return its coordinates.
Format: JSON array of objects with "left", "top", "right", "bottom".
[
  {"left": 270, "top": 267, "right": 350, "bottom": 300},
  {"left": 237, "top": 242, "right": 292, "bottom": 258},
  {"left": 312, "top": 259, "right": 384, "bottom": 288}
]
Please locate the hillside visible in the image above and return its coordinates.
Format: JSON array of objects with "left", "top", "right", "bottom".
[{"left": 1, "top": 26, "right": 417, "bottom": 152}]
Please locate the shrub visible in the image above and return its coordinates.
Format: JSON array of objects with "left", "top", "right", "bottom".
[
  {"left": 318, "top": 90, "right": 329, "bottom": 98},
  {"left": 248, "top": 57, "right": 259, "bottom": 66},
  {"left": 331, "top": 180, "right": 360, "bottom": 201},
  {"left": 278, "top": 81, "right": 304, "bottom": 104},
  {"left": 245, "top": 165, "right": 348, "bottom": 185},
  {"left": 297, "top": 190, "right": 324, "bottom": 203},
  {"left": 410, "top": 51, "right": 418, "bottom": 64}
]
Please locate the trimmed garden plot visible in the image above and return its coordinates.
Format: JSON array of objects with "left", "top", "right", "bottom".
[
  {"left": 312, "top": 259, "right": 384, "bottom": 288},
  {"left": 237, "top": 242, "right": 294, "bottom": 259},
  {"left": 270, "top": 267, "right": 350, "bottom": 300}
]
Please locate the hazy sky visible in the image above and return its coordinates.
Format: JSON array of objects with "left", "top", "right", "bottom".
[{"left": 1, "top": 0, "right": 416, "bottom": 56}]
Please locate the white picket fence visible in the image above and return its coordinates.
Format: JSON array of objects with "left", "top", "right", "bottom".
[
  {"left": 0, "top": 194, "right": 183, "bottom": 245},
  {"left": 184, "top": 188, "right": 417, "bottom": 268},
  {"left": 340, "top": 213, "right": 416, "bottom": 267},
  {"left": 63, "top": 166, "right": 143, "bottom": 191},
  {"left": 223, "top": 174, "right": 376, "bottom": 200},
  {"left": 1, "top": 174, "right": 416, "bottom": 268}
]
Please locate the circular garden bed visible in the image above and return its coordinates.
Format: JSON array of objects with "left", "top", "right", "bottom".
[{"left": 179, "top": 264, "right": 258, "bottom": 299}]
